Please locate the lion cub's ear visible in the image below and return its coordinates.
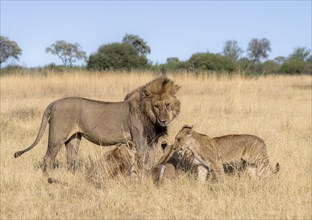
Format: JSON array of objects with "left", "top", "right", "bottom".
[
  {"left": 183, "top": 125, "right": 193, "bottom": 137},
  {"left": 127, "top": 140, "right": 136, "bottom": 150},
  {"left": 113, "top": 144, "right": 123, "bottom": 159},
  {"left": 183, "top": 124, "right": 193, "bottom": 129}
]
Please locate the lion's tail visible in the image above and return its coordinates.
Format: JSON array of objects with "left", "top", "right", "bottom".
[
  {"left": 14, "top": 102, "right": 53, "bottom": 158},
  {"left": 47, "top": 178, "right": 69, "bottom": 186}
]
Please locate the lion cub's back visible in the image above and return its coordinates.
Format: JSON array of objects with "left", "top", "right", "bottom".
[{"left": 213, "top": 134, "right": 266, "bottom": 161}]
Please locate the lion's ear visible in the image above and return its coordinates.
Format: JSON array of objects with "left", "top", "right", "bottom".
[
  {"left": 144, "top": 88, "right": 151, "bottom": 98},
  {"left": 127, "top": 140, "right": 136, "bottom": 150},
  {"left": 183, "top": 124, "right": 193, "bottom": 129},
  {"left": 161, "top": 141, "right": 168, "bottom": 152},
  {"left": 171, "top": 85, "right": 181, "bottom": 95},
  {"left": 185, "top": 126, "right": 193, "bottom": 137},
  {"left": 113, "top": 146, "right": 122, "bottom": 159}
]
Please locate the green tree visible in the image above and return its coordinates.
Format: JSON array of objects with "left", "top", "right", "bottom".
[
  {"left": 46, "top": 40, "right": 87, "bottom": 67},
  {"left": 247, "top": 38, "right": 271, "bottom": 63},
  {"left": 189, "top": 52, "right": 237, "bottom": 72},
  {"left": 0, "top": 36, "right": 22, "bottom": 65},
  {"left": 261, "top": 60, "right": 280, "bottom": 74},
  {"left": 289, "top": 47, "right": 311, "bottom": 61},
  {"left": 122, "top": 34, "right": 151, "bottom": 56},
  {"left": 273, "top": 56, "right": 286, "bottom": 65},
  {"left": 87, "top": 43, "right": 148, "bottom": 70},
  {"left": 166, "top": 57, "right": 180, "bottom": 63},
  {"left": 223, "top": 40, "right": 243, "bottom": 61},
  {"left": 280, "top": 59, "right": 306, "bottom": 74}
]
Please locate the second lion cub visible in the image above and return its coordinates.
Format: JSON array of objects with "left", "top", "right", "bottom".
[{"left": 173, "top": 125, "right": 279, "bottom": 181}]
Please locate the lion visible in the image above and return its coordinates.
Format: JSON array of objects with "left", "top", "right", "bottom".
[
  {"left": 85, "top": 140, "right": 141, "bottom": 185},
  {"left": 48, "top": 141, "right": 141, "bottom": 186},
  {"left": 173, "top": 125, "right": 280, "bottom": 181},
  {"left": 14, "top": 76, "right": 181, "bottom": 174}
]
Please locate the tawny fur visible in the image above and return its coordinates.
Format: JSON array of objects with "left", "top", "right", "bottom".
[
  {"left": 48, "top": 141, "right": 141, "bottom": 187},
  {"left": 85, "top": 141, "right": 141, "bottom": 185},
  {"left": 174, "top": 125, "right": 280, "bottom": 181}
]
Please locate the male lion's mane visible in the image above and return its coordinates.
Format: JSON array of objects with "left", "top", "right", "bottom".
[{"left": 126, "top": 76, "right": 181, "bottom": 146}]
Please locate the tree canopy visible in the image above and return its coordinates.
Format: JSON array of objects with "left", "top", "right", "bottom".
[
  {"left": 223, "top": 40, "right": 243, "bottom": 61},
  {"left": 46, "top": 40, "right": 87, "bottom": 67},
  {"left": 87, "top": 43, "right": 148, "bottom": 70},
  {"left": 289, "top": 47, "right": 311, "bottom": 61},
  {"left": 122, "top": 34, "right": 151, "bottom": 56},
  {"left": 0, "top": 36, "right": 22, "bottom": 65},
  {"left": 247, "top": 38, "right": 271, "bottom": 63}
]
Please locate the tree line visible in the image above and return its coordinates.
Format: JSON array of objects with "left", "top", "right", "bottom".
[{"left": 1, "top": 34, "right": 311, "bottom": 74}]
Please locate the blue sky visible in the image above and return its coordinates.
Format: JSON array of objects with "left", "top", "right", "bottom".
[{"left": 1, "top": 1, "right": 311, "bottom": 67}]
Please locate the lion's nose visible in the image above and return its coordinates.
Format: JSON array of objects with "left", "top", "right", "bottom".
[{"left": 159, "top": 119, "right": 167, "bottom": 124}]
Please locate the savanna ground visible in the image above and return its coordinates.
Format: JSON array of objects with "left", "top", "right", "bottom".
[{"left": 0, "top": 71, "right": 311, "bottom": 219}]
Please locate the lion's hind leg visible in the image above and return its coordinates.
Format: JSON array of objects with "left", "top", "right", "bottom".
[
  {"left": 43, "top": 131, "right": 69, "bottom": 175},
  {"left": 65, "top": 133, "right": 82, "bottom": 172}
]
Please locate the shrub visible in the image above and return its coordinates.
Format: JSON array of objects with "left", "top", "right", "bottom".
[
  {"left": 280, "top": 59, "right": 306, "bottom": 74},
  {"left": 261, "top": 60, "right": 280, "bottom": 74},
  {"left": 189, "top": 53, "right": 237, "bottom": 72},
  {"left": 87, "top": 43, "right": 148, "bottom": 70}
]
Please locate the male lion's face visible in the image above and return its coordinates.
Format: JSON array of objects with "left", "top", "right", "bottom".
[
  {"left": 150, "top": 94, "right": 180, "bottom": 127},
  {"left": 173, "top": 125, "right": 194, "bottom": 153},
  {"left": 143, "top": 77, "right": 181, "bottom": 127}
]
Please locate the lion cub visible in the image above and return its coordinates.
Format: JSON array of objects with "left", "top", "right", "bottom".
[
  {"left": 174, "top": 125, "right": 280, "bottom": 181},
  {"left": 48, "top": 141, "right": 141, "bottom": 186},
  {"left": 85, "top": 141, "right": 141, "bottom": 185}
]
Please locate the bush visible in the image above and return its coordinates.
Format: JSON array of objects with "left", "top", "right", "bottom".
[
  {"left": 189, "top": 53, "right": 237, "bottom": 72},
  {"left": 159, "top": 60, "right": 192, "bottom": 72},
  {"left": 238, "top": 57, "right": 253, "bottom": 71},
  {"left": 280, "top": 59, "right": 306, "bottom": 74},
  {"left": 87, "top": 43, "right": 148, "bottom": 70},
  {"left": 260, "top": 60, "right": 280, "bottom": 74},
  {"left": 0, "top": 65, "right": 24, "bottom": 74}
]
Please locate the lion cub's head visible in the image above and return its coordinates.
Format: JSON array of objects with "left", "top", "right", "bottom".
[
  {"left": 113, "top": 141, "right": 141, "bottom": 177},
  {"left": 142, "top": 77, "right": 181, "bottom": 127},
  {"left": 173, "top": 125, "right": 195, "bottom": 153}
]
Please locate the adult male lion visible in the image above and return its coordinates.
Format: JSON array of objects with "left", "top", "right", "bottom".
[
  {"left": 173, "top": 125, "right": 280, "bottom": 181},
  {"left": 14, "top": 76, "right": 181, "bottom": 173}
]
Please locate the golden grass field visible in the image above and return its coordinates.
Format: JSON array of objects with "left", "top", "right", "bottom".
[{"left": 1, "top": 71, "right": 311, "bottom": 219}]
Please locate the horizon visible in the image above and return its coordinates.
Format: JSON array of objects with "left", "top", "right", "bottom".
[{"left": 1, "top": 1, "right": 311, "bottom": 67}]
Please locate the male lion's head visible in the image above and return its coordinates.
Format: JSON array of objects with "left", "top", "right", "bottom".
[{"left": 142, "top": 77, "right": 181, "bottom": 127}]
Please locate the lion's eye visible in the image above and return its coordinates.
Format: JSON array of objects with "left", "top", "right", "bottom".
[
  {"left": 154, "top": 105, "right": 159, "bottom": 109},
  {"left": 165, "top": 103, "right": 171, "bottom": 109}
]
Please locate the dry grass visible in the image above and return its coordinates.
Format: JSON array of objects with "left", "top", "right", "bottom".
[{"left": 0, "top": 71, "right": 311, "bottom": 219}]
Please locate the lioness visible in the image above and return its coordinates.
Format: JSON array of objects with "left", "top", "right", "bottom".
[
  {"left": 14, "top": 77, "right": 181, "bottom": 173},
  {"left": 174, "top": 125, "right": 280, "bottom": 181},
  {"left": 48, "top": 141, "right": 141, "bottom": 186}
]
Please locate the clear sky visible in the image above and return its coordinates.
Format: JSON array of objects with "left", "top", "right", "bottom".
[{"left": 1, "top": 1, "right": 311, "bottom": 67}]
